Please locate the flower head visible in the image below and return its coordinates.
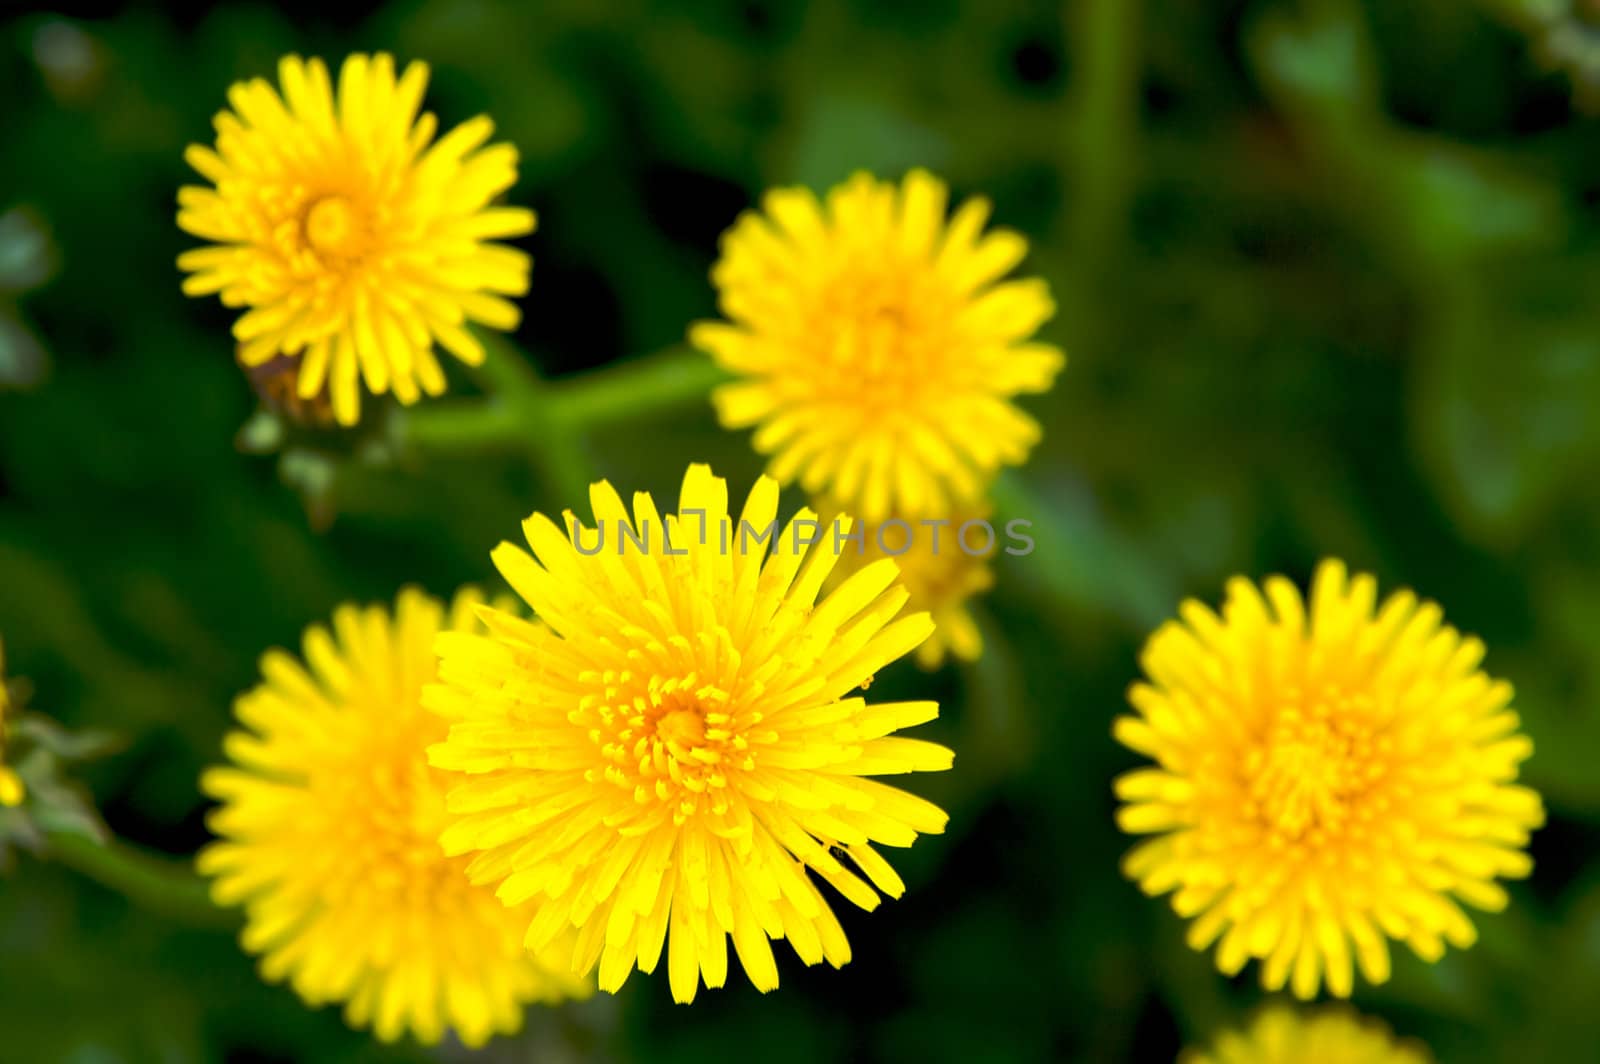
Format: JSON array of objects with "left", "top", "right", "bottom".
[
  {"left": 691, "top": 170, "right": 1063, "bottom": 523},
  {"left": 826, "top": 508, "right": 996, "bottom": 669},
  {"left": 200, "top": 588, "right": 588, "bottom": 1047},
  {"left": 427, "top": 464, "right": 953, "bottom": 1003},
  {"left": 1114, "top": 559, "right": 1543, "bottom": 999},
  {"left": 0, "top": 638, "right": 22, "bottom": 807},
  {"left": 178, "top": 53, "right": 535, "bottom": 425},
  {"left": 1183, "top": 1005, "right": 1432, "bottom": 1064}
]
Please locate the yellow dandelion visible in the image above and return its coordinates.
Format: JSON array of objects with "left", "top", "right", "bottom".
[
  {"left": 427, "top": 463, "right": 953, "bottom": 1003},
  {"left": 1183, "top": 1005, "right": 1432, "bottom": 1064},
  {"left": 1114, "top": 559, "right": 1544, "bottom": 999},
  {"left": 825, "top": 507, "right": 996, "bottom": 669},
  {"left": 0, "top": 637, "right": 23, "bottom": 807},
  {"left": 690, "top": 169, "right": 1064, "bottom": 523},
  {"left": 178, "top": 53, "right": 535, "bottom": 426},
  {"left": 200, "top": 588, "right": 589, "bottom": 1047}
]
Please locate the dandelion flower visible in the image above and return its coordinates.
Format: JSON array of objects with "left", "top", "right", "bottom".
[
  {"left": 0, "top": 638, "right": 23, "bottom": 807},
  {"left": 1183, "top": 1005, "right": 1432, "bottom": 1064},
  {"left": 826, "top": 508, "right": 996, "bottom": 669},
  {"left": 1114, "top": 559, "right": 1544, "bottom": 999},
  {"left": 427, "top": 463, "right": 952, "bottom": 1003},
  {"left": 691, "top": 170, "right": 1063, "bottom": 523},
  {"left": 178, "top": 53, "right": 535, "bottom": 426},
  {"left": 200, "top": 588, "right": 589, "bottom": 1047}
]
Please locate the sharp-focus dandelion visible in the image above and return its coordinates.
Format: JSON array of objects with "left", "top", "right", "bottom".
[
  {"left": 826, "top": 508, "right": 996, "bottom": 669},
  {"left": 690, "top": 170, "right": 1064, "bottom": 523},
  {"left": 1183, "top": 1005, "right": 1433, "bottom": 1064},
  {"left": 178, "top": 53, "right": 536, "bottom": 426},
  {"left": 427, "top": 463, "right": 953, "bottom": 1003},
  {"left": 1114, "top": 559, "right": 1544, "bottom": 999},
  {"left": 0, "top": 638, "right": 23, "bottom": 807},
  {"left": 200, "top": 589, "right": 589, "bottom": 1048}
]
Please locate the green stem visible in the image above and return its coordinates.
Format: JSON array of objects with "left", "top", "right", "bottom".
[
  {"left": 393, "top": 338, "right": 724, "bottom": 505},
  {"left": 1067, "top": 0, "right": 1141, "bottom": 267},
  {"left": 544, "top": 345, "right": 725, "bottom": 432},
  {"left": 394, "top": 398, "right": 526, "bottom": 453},
  {"left": 469, "top": 331, "right": 547, "bottom": 404},
  {"left": 47, "top": 830, "right": 237, "bottom": 930},
  {"left": 524, "top": 418, "right": 594, "bottom": 512}
]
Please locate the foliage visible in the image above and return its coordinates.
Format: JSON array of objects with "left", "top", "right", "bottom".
[{"left": 2, "top": 0, "right": 1599, "bottom": 1061}]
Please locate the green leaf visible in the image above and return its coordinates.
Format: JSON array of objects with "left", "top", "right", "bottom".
[
  {"left": 14, "top": 715, "right": 123, "bottom": 761},
  {"left": 781, "top": 92, "right": 949, "bottom": 191},
  {"left": 1415, "top": 269, "right": 1600, "bottom": 544},
  {"left": 1249, "top": 0, "right": 1379, "bottom": 117}
]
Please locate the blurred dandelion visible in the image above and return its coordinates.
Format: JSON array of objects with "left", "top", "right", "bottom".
[
  {"left": 177, "top": 53, "right": 536, "bottom": 425},
  {"left": 0, "top": 638, "right": 23, "bottom": 807},
  {"left": 1113, "top": 559, "right": 1544, "bottom": 999},
  {"left": 691, "top": 169, "right": 1064, "bottom": 523},
  {"left": 1182, "top": 1004, "right": 1432, "bottom": 1064},
  {"left": 428, "top": 464, "right": 952, "bottom": 1003},
  {"left": 199, "top": 588, "right": 590, "bottom": 1047},
  {"left": 824, "top": 505, "right": 997, "bottom": 669}
]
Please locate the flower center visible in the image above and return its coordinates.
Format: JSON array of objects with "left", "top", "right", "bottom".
[
  {"left": 656, "top": 706, "right": 708, "bottom": 749},
  {"left": 1248, "top": 692, "right": 1384, "bottom": 843},
  {"left": 815, "top": 270, "right": 952, "bottom": 402},
  {"left": 302, "top": 195, "right": 369, "bottom": 263},
  {"left": 315, "top": 722, "right": 464, "bottom": 906},
  {"left": 589, "top": 672, "right": 755, "bottom": 824}
]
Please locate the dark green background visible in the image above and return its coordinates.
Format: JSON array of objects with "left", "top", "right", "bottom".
[{"left": 3, "top": 0, "right": 1599, "bottom": 1060}]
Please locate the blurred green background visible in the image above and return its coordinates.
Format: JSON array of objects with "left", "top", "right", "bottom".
[{"left": 4, "top": 0, "right": 1600, "bottom": 1060}]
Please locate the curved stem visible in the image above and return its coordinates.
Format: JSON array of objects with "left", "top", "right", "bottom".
[
  {"left": 524, "top": 418, "right": 594, "bottom": 513},
  {"left": 393, "top": 398, "right": 526, "bottom": 453},
  {"left": 392, "top": 338, "right": 726, "bottom": 504},
  {"left": 545, "top": 345, "right": 726, "bottom": 432},
  {"left": 467, "top": 331, "right": 547, "bottom": 404},
  {"left": 47, "top": 830, "right": 237, "bottom": 930},
  {"left": 1067, "top": 0, "right": 1141, "bottom": 267}
]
